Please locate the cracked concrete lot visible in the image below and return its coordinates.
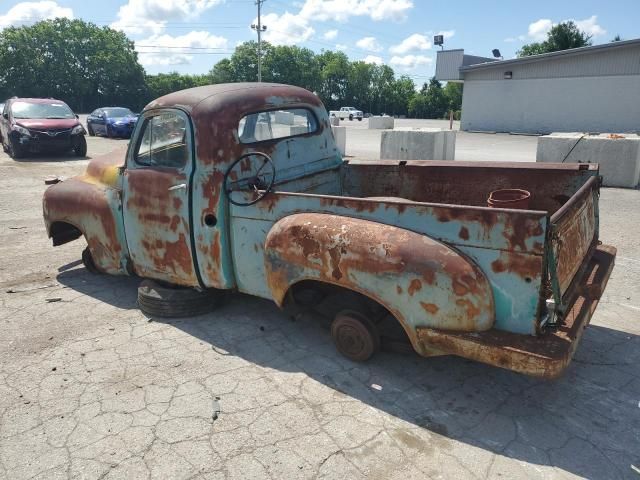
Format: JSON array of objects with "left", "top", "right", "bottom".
[{"left": 1, "top": 131, "right": 639, "bottom": 480}]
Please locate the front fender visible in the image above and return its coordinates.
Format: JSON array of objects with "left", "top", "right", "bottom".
[
  {"left": 43, "top": 177, "right": 127, "bottom": 274},
  {"left": 264, "top": 214, "right": 495, "bottom": 347}
]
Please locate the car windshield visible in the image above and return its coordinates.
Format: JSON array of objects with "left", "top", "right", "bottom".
[
  {"left": 104, "top": 108, "right": 133, "bottom": 118},
  {"left": 11, "top": 101, "right": 75, "bottom": 119}
]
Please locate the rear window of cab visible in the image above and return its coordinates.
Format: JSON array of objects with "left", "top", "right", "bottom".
[{"left": 238, "top": 108, "right": 318, "bottom": 144}]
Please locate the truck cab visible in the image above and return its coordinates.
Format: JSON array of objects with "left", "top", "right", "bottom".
[{"left": 43, "top": 83, "right": 615, "bottom": 378}]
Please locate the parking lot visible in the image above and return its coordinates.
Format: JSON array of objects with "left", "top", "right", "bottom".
[{"left": 0, "top": 120, "right": 639, "bottom": 479}]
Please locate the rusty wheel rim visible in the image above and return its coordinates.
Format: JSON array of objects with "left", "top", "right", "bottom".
[{"left": 332, "top": 313, "right": 377, "bottom": 362}]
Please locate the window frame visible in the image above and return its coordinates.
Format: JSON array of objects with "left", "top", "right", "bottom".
[
  {"left": 130, "top": 108, "right": 192, "bottom": 170},
  {"left": 237, "top": 107, "right": 320, "bottom": 146}
]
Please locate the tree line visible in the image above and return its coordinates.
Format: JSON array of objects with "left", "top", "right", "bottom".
[{"left": 0, "top": 18, "right": 463, "bottom": 116}]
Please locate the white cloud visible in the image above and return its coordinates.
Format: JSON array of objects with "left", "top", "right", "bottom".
[
  {"left": 0, "top": 1, "right": 73, "bottom": 29},
  {"left": 363, "top": 55, "right": 384, "bottom": 65},
  {"left": 335, "top": 43, "right": 348, "bottom": 51},
  {"left": 253, "top": 0, "right": 413, "bottom": 50},
  {"left": 136, "top": 31, "right": 228, "bottom": 66},
  {"left": 389, "top": 33, "right": 431, "bottom": 54},
  {"left": 522, "top": 15, "right": 605, "bottom": 43},
  {"left": 389, "top": 54, "right": 432, "bottom": 69},
  {"left": 323, "top": 29, "right": 338, "bottom": 40},
  {"left": 575, "top": 15, "right": 606, "bottom": 37},
  {"left": 111, "top": 0, "right": 223, "bottom": 35},
  {"left": 356, "top": 36, "right": 382, "bottom": 52},
  {"left": 299, "top": 0, "right": 413, "bottom": 22},
  {"left": 260, "top": 12, "right": 315, "bottom": 46},
  {"left": 527, "top": 18, "right": 553, "bottom": 41},
  {"left": 437, "top": 29, "right": 455, "bottom": 39}
]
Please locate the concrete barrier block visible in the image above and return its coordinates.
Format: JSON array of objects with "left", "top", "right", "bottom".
[
  {"left": 536, "top": 133, "right": 640, "bottom": 188},
  {"left": 330, "top": 115, "right": 340, "bottom": 126},
  {"left": 274, "top": 110, "right": 294, "bottom": 125},
  {"left": 331, "top": 125, "right": 346, "bottom": 156},
  {"left": 368, "top": 116, "right": 394, "bottom": 129},
  {"left": 380, "top": 128, "right": 456, "bottom": 160}
]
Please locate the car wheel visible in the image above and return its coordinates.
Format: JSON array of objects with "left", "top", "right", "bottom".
[
  {"left": 82, "top": 247, "right": 101, "bottom": 274},
  {"left": 74, "top": 136, "right": 87, "bottom": 157},
  {"left": 8, "top": 138, "right": 25, "bottom": 159},
  {"left": 106, "top": 125, "right": 113, "bottom": 138},
  {"left": 349, "top": 114, "right": 353, "bottom": 121},
  {"left": 87, "top": 125, "right": 95, "bottom": 136},
  {"left": 357, "top": 117, "right": 362, "bottom": 121},
  {"left": 137, "top": 279, "right": 224, "bottom": 318},
  {"left": 331, "top": 310, "right": 380, "bottom": 362}
]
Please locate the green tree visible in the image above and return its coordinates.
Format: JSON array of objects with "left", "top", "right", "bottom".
[
  {"left": 409, "top": 77, "right": 448, "bottom": 118},
  {"left": 611, "top": 35, "right": 623, "bottom": 42},
  {"left": 265, "top": 45, "right": 321, "bottom": 92},
  {"left": 517, "top": 21, "right": 592, "bottom": 57},
  {"left": 0, "top": 18, "right": 147, "bottom": 111},
  {"left": 210, "top": 58, "right": 235, "bottom": 84},
  {"left": 387, "top": 75, "right": 415, "bottom": 116},
  {"left": 443, "top": 82, "right": 463, "bottom": 111},
  {"left": 316, "top": 50, "right": 351, "bottom": 110},
  {"left": 145, "top": 72, "right": 210, "bottom": 100}
]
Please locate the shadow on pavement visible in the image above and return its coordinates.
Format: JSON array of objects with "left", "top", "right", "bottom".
[{"left": 58, "top": 267, "right": 640, "bottom": 479}]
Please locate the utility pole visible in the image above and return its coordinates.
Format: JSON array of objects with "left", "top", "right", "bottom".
[{"left": 251, "top": 0, "right": 267, "bottom": 82}]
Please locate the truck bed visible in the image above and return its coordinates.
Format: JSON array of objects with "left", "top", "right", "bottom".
[
  {"left": 341, "top": 159, "right": 599, "bottom": 215},
  {"left": 233, "top": 160, "right": 601, "bottom": 337}
]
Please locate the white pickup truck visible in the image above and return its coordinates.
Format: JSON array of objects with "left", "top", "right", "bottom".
[{"left": 329, "top": 106, "right": 363, "bottom": 121}]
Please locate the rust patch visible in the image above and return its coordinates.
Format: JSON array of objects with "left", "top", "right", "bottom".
[
  {"left": 422, "top": 269, "right": 435, "bottom": 285},
  {"left": 459, "top": 226, "right": 469, "bottom": 240},
  {"left": 455, "top": 298, "right": 481, "bottom": 322},
  {"left": 396, "top": 285, "right": 403, "bottom": 294},
  {"left": 491, "top": 252, "right": 543, "bottom": 280},
  {"left": 420, "top": 302, "right": 439, "bottom": 315},
  {"left": 408, "top": 279, "right": 422, "bottom": 296}
]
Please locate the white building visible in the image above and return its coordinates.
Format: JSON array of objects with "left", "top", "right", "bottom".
[{"left": 435, "top": 39, "right": 640, "bottom": 134}]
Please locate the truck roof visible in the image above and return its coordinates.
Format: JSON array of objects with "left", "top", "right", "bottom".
[
  {"left": 144, "top": 82, "right": 327, "bottom": 167},
  {"left": 146, "top": 82, "right": 323, "bottom": 117}
]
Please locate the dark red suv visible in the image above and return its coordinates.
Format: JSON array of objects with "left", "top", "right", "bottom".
[{"left": 0, "top": 98, "right": 87, "bottom": 158}]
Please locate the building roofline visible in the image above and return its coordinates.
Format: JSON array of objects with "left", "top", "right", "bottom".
[{"left": 460, "top": 38, "right": 640, "bottom": 72}]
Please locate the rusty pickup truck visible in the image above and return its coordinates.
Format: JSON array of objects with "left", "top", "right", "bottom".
[{"left": 42, "top": 83, "right": 616, "bottom": 378}]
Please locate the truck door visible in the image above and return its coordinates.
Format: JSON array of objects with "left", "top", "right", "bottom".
[{"left": 122, "top": 109, "right": 200, "bottom": 287}]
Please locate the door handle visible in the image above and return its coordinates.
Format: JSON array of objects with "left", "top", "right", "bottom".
[{"left": 168, "top": 183, "right": 187, "bottom": 191}]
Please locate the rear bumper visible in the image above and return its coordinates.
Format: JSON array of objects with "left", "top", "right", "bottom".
[{"left": 416, "top": 244, "right": 616, "bottom": 379}]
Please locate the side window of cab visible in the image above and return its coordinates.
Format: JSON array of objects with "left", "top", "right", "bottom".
[{"left": 133, "top": 110, "right": 189, "bottom": 169}]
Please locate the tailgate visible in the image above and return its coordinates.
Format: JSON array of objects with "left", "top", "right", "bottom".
[{"left": 550, "top": 175, "right": 599, "bottom": 296}]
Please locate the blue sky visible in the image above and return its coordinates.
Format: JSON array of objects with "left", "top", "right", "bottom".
[{"left": 0, "top": 0, "right": 637, "bottom": 84}]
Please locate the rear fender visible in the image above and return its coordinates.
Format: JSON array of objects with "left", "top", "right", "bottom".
[
  {"left": 43, "top": 177, "right": 127, "bottom": 274},
  {"left": 264, "top": 213, "right": 495, "bottom": 351}
]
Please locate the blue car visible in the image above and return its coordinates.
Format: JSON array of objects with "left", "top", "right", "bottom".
[{"left": 87, "top": 107, "right": 138, "bottom": 138}]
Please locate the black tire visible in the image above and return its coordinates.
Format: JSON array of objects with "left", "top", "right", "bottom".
[
  {"left": 106, "top": 125, "right": 113, "bottom": 138},
  {"left": 349, "top": 114, "right": 353, "bottom": 121},
  {"left": 82, "top": 247, "right": 101, "bottom": 274},
  {"left": 87, "top": 125, "right": 95, "bottom": 136},
  {"left": 137, "top": 279, "right": 222, "bottom": 318},
  {"left": 331, "top": 310, "right": 380, "bottom": 362},
  {"left": 74, "top": 136, "right": 87, "bottom": 157},
  {"left": 357, "top": 117, "right": 362, "bottom": 121},
  {"left": 8, "top": 138, "right": 25, "bottom": 159}
]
